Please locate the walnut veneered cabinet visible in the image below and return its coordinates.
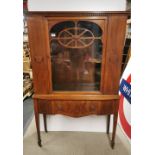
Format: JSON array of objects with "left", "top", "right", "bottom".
[{"left": 27, "top": 11, "right": 129, "bottom": 148}]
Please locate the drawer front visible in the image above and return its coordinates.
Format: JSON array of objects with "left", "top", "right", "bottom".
[{"left": 37, "top": 100, "right": 115, "bottom": 117}]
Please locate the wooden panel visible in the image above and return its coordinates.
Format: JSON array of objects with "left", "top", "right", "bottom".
[
  {"left": 27, "top": 16, "right": 52, "bottom": 93},
  {"left": 103, "top": 15, "right": 127, "bottom": 94},
  {"left": 113, "top": 100, "right": 120, "bottom": 113},
  {"left": 37, "top": 100, "right": 115, "bottom": 117},
  {"left": 33, "top": 93, "right": 119, "bottom": 100}
]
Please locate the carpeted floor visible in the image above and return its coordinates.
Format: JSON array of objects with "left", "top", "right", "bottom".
[
  {"left": 23, "top": 97, "right": 34, "bottom": 135},
  {"left": 23, "top": 118, "right": 130, "bottom": 155}
]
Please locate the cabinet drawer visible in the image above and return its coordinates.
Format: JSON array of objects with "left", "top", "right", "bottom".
[{"left": 37, "top": 100, "right": 115, "bottom": 117}]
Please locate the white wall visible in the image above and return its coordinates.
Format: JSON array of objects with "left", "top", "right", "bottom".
[
  {"left": 28, "top": 0, "right": 126, "bottom": 11},
  {"left": 40, "top": 115, "right": 113, "bottom": 132}
]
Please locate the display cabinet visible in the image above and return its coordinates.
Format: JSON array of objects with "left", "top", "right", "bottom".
[{"left": 27, "top": 11, "right": 129, "bottom": 148}]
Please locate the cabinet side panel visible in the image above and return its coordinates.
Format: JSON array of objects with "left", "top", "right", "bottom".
[
  {"left": 27, "top": 16, "right": 52, "bottom": 93},
  {"left": 103, "top": 16, "right": 127, "bottom": 94}
]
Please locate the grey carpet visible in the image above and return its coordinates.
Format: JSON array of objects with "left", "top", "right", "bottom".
[
  {"left": 24, "top": 119, "right": 130, "bottom": 155},
  {"left": 23, "top": 97, "right": 34, "bottom": 135}
]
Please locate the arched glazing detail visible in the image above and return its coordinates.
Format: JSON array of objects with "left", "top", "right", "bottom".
[{"left": 50, "top": 21, "right": 103, "bottom": 91}]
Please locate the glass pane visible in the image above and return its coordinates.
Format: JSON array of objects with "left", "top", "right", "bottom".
[{"left": 50, "top": 21, "right": 103, "bottom": 91}]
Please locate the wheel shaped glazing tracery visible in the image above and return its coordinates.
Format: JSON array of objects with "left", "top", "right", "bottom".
[{"left": 51, "top": 21, "right": 101, "bottom": 49}]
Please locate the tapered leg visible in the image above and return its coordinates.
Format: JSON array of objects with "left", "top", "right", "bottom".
[
  {"left": 34, "top": 99, "right": 42, "bottom": 147},
  {"left": 43, "top": 113, "right": 48, "bottom": 133},
  {"left": 111, "top": 112, "right": 118, "bottom": 149},
  {"left": 106, "top": 115, "right": 110, "bottom": 134}
]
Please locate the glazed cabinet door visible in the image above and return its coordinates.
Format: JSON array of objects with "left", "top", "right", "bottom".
[
  {"left": 27, "top": 16, "right": 52, "bottom": 94},
  {"left": 48, "top": 19, "right": 107, "bottom": 92}
]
